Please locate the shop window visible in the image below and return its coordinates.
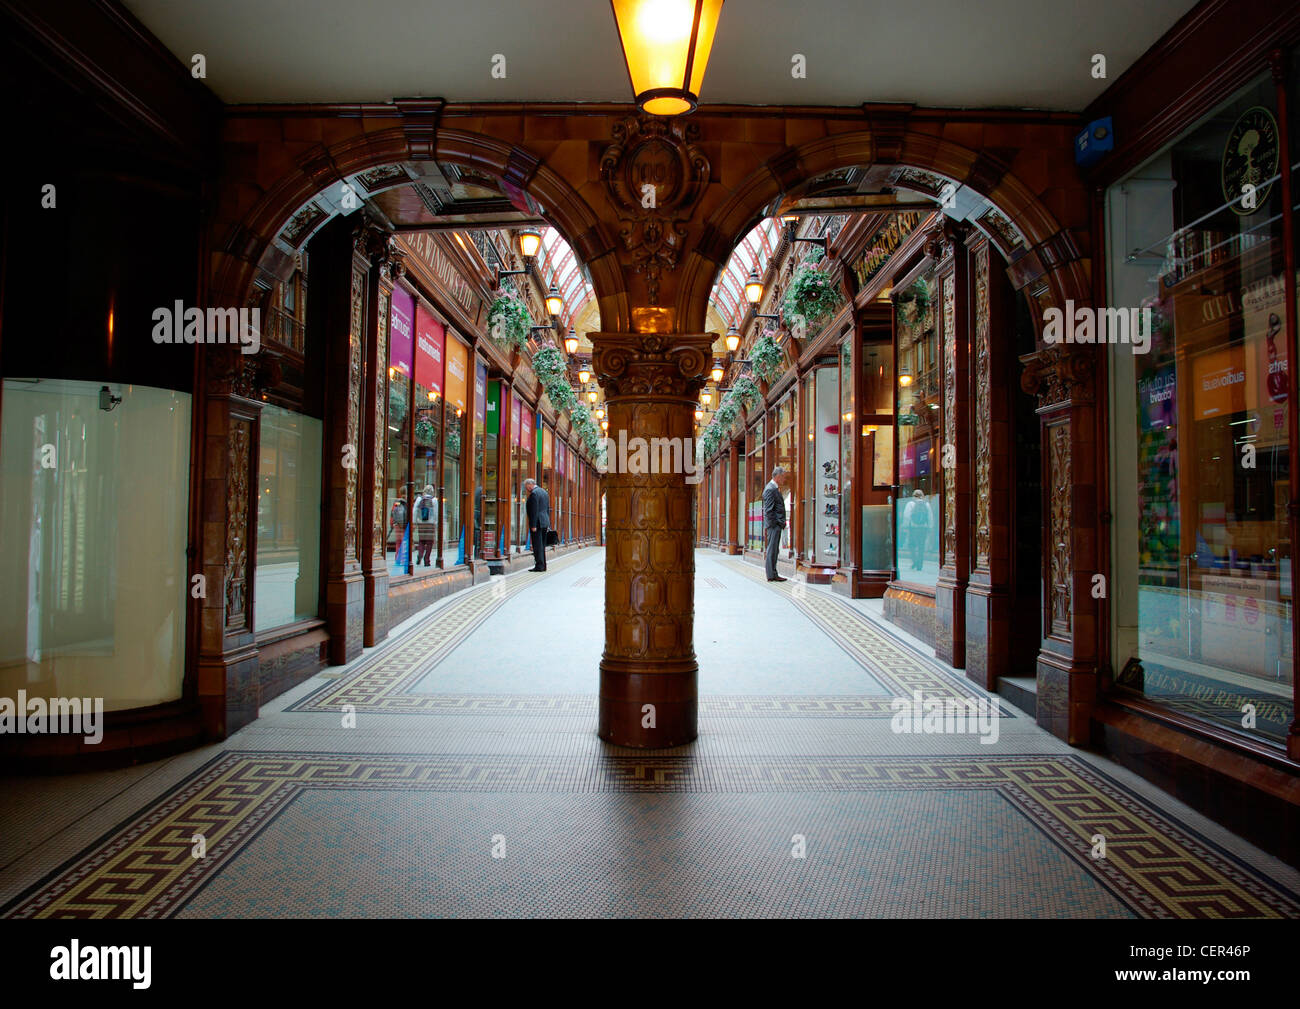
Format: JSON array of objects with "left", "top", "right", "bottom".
[
  {"left": 255, "top": 404, "right": 322, "bottom": 630},
  {"left": 895, "top": 273, "right": 941, "bottom": 585},
  {"left": 771, "top": 393, "right": 796, "bottom": 554},
  {"left": 810, "top": 364, "right": 840, "bottom": 562},
  {"left": 746, "top": 417, "right": 766, "bottom": 551},
  {"left": 861, "top": 340, "right": 895, "bottom": 571},
  {"left": 838, "top": 337, "right": 855, "bottom": 568},
  {"left": 0, "top": 379, "right": 190, "bottom": 710},
  {"left": 443, "top": 405, "right": 464, "bottom": 565},
  {"left": 1107, "top": 70, "right": 1292, "bottom": 745},
  {"left": 483, "top": 380, "right": 500, "bottom": 556},
  {"left": 387, "top": 286, "right": 415, "bottom": 575}
]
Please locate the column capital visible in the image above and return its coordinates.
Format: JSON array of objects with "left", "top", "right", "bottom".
[{"left": 588, "top": 332, "right": 715, "bottom": 400}]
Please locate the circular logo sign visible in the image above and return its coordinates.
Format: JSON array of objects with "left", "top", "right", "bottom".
[{"left": 1221, "top": 106, "right": 1279, "bottom": 216}]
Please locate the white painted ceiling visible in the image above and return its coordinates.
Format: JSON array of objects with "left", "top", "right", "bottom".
[{"left": 124, "top": 0, "right": 1197, "bottom": 111}]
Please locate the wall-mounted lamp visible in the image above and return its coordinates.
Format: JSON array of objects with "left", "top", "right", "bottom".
[
  {"left": 545, "top": 285, "right": 564, "bottom": 316},
  {"left": 725, "top": 327, "right": 740, "bottom": 353},
  {"left": 710, "top": 361, "right": 724, "bottom": 383},
  {"left": 744, "top": 268, "right": 764, "bottom": 304},
  {"left": 564, "top": 328, "right": 579, "bottom": 354}
]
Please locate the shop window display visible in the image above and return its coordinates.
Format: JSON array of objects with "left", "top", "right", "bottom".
[
  {"left": 861, "top": 341, "right": 895, "bottom": 571},
  {"left": 895, "top": 275, "right": 941, "bottom": 585},
  {"left": 811, "top": 365, "right": 841, "bottom": 562},
  {"left": 255, "top": 404, "right": 322, "bottom": 630},
  {"left": 746, "top": 418, "right": 765, "bottom": 552},
  {"left": 1107, "top": 70, "right": 1293, "bottom": 745},
  {"left": 0, "top": 379, "right": 191, "bottom": 710},
  {"left": 838, "top": 338, "right": 855, "bottom": 568},
  {"left": 387, "top": 285, "right": 415, "bottom": 575}
]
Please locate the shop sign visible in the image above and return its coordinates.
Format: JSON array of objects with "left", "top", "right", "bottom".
[
  {"left": 475, "top": 361, "right": 488, "bottom": 425},
  {"left": 1221, "top": 106, "right": 1279, "bottom": 215},
  {"left": 852, "top": 211, "right": 925, "bottom": 290}
]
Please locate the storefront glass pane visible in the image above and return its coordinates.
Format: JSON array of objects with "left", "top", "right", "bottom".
[
  {"left": 838, "top": 338, "right": 855, "bottom": 567},
  {"left": 895, "top": 274, "right": 941, "bottom": 585},
  {"left": 444, "top": 407, "right": 464, "bottom": 565},
  {"left": 747, "top": 419, "right": 765, "bottom": 551},
  {"left": 255, "top": 404, "right": 322, "bottom": 630},
  {"left": 412, "top": 390, "right": 440, "bottom": 570},
  {"left": 813, "top": 365, "right": 840, "bottom": 562},
  {"left": 1108, "top": 71, "right": 1292, "bottom": 745},
  {"left": 386, "top": 368, "right": 411, "bottom": 576},
  {"left": 0, "top": 379, "right": 190, "bottom": 710}
]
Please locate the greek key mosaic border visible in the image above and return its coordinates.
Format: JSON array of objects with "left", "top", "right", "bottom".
[{"left": 5, "top": 751, "right": 1296, "bottom": 919}]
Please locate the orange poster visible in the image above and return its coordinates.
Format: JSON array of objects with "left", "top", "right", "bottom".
[
  {"left": 445, "top": 332, "right": 469, "bottom": 412},
  {"left": 1190, "top": 344, "right": 1250, "bottom": 421}
]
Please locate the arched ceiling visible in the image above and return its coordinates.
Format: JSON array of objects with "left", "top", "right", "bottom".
[
  {"left": 125, "top": 0, "right": 1196, "bottom": 112},
  {"left": 709, "top": 218, "right": 781, "bottom": 329}
]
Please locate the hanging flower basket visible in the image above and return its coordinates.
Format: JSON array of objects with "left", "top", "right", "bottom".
[
  {"left": 748, "top": 332, "right": 784, "bottom": 385},
  {"left": 488, "top": 295, "right": 531, "bottom": 351},
  {"left": 781, "top": 262, "right": 841, "bottom": 330}
]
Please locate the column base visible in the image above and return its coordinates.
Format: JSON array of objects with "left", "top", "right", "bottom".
[{"left": 598, "top": 661, "right": 698, "bottom": 748}]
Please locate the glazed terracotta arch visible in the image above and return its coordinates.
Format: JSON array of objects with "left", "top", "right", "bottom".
[
  {"left": 675, "top": 128, "right": 1092, "bottom": 332},
  {"left": 209, "top": 124, "right": 630, "bottom": 329}
]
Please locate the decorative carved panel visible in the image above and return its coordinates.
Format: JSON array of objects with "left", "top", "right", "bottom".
[
  {"left": 1019, "top": 344, "right": 1096, "bottom": 410},
  {"left": 1048, "top": 422, "right": 1072, "bottom": 637},
  {"left": 346, "top": 263, "right": 365, "bottom": 562},
  {"left": 942, "top": 273, "right": 957, "bottom": 567},
  {"left": 600, "top": 116, "right": 709, "bottom": 305},
  {"left": 225, "top": 418, "right": 251, "bottom": 632},
  {"left": 974, "top": 243, "right": 991, "bottom": 570}
]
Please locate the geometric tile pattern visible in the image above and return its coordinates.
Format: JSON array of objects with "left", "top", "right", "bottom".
[{"left": 4, "top": 751, "right": 1297, "bottom": 919}]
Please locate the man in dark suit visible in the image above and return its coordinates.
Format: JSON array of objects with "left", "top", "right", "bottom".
[
  {"left": 524, "top": 478, "right": 551, "bottom": 571},
  {"left": 763, "top": 465, "right": 790, "bottom": 581}
]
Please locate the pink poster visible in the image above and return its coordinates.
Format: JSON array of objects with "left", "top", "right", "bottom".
[
  {"left": 414, "top": 304, "right": 445, "bottom": 396},
  {"left": 389, "top": 285, "right": 415, "bottom": 377}
]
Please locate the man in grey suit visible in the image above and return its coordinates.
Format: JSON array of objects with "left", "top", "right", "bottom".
[
  {"left": 524, "top": 478, "right": 551, "bottom": 571},
  {"left": 763, "top": 465, "right": 790, "bottom": 582}
]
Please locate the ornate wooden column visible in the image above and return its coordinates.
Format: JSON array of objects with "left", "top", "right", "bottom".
[
  {"left": 964, "top": 236, "right": 1013, "bottom": 688},
  {"left": 591, "top": 332, "right": 713, "bottom": 747},
  {"left": 318, "top": 219, "right": 370, "bottom": 665},
  {"left": 359, "top": 226, "right": 399, "bottom": 647},
  {"left": 934, "top": 224, "right": 971, "bottom": 669},
  {"left": 196, "top": 347, "right": 276, "bottom": 738},
  {"left": 1021, "top": 340, "right": 1099, "bottom": 743}
]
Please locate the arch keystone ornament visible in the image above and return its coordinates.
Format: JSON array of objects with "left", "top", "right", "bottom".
[
  {"left": 601, "top": 115, "right": 710, "bottom": 307},
  {"left": 591, "top": 331, "right": 715, "bottom": 747}
]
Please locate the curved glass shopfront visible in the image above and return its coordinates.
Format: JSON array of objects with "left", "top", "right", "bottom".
[
  {"left": 1107, "top": 66, "right": 1296, "bottom": 746},
  {"left": 0, "top": 379, "right": 191, "bottom": 710}
]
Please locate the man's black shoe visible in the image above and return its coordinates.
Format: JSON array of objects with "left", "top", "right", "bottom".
[
  {"left": 528, "top": 567, "right": 544, "bottom": 572},
  {"left": 768, "top": 576, "right": 787, "bottom": 582}
]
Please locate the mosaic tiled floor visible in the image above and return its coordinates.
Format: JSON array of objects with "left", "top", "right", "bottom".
[
  {"left": 2, "top": 549, "right": 1297, "bottom": 919},
  {"left": 4, "top": 750, "right": 1297, "bottom": 918}
]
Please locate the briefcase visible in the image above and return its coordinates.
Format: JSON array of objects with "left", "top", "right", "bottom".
[{"left": 546, "top": 529, "right": 558, "bottom": 546}]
